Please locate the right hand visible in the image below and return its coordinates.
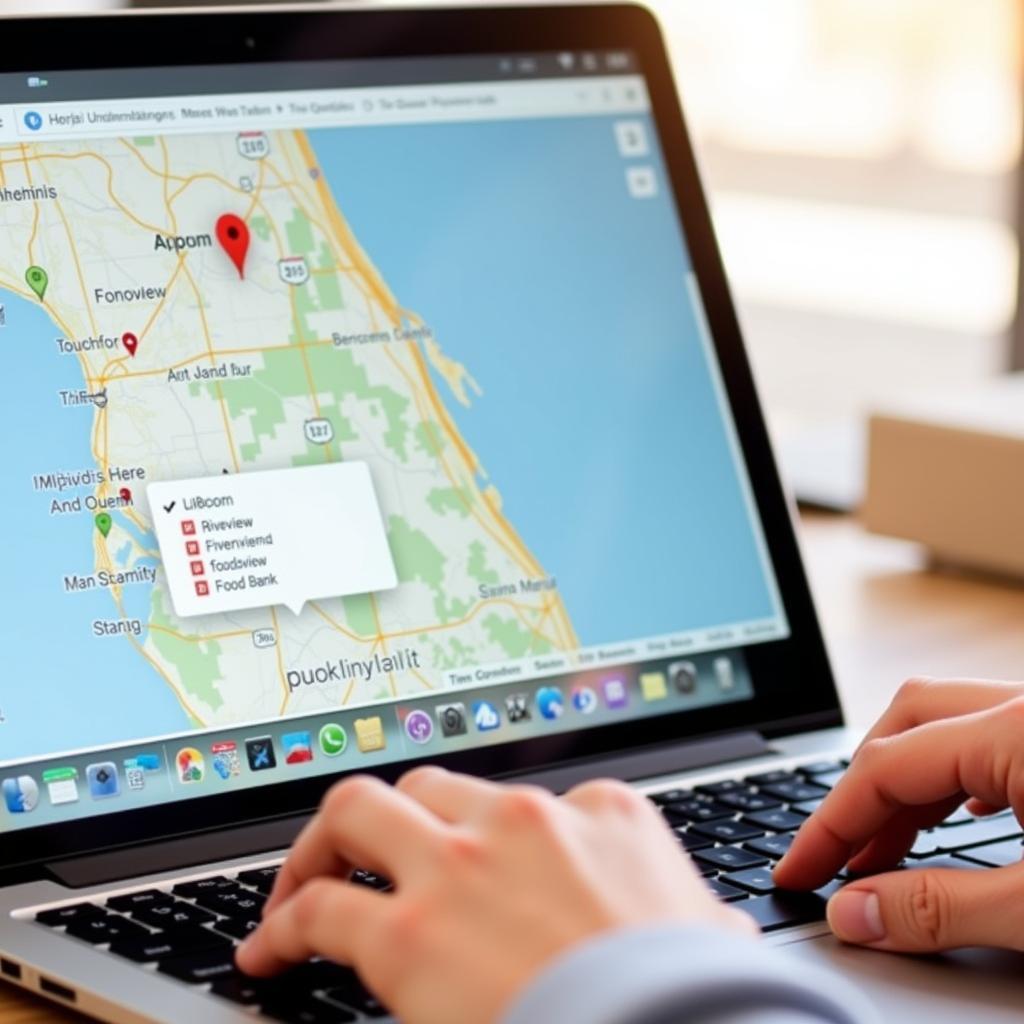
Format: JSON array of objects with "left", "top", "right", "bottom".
[{"left": 775, "top": 677, "right": 1024, "bottom": 953}]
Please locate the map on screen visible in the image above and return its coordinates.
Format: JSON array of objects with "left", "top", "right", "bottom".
[{"left": 0, "top": 110, "right": 782, "bottom": 762}]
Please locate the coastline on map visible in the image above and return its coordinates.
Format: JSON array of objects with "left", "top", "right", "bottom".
[{"left": 0, "top": 287, "right": 191, "bottom": 762}]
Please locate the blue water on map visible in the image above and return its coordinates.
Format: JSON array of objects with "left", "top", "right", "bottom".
[
  {"left": 0, "top": 291, "right": 189, "bottom": 761},
  {"left": 310, "top": 115, "right": 778, "bottom": 646}
]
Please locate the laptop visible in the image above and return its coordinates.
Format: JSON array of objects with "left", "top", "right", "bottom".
[{"left": 0, "top": 4, "right": 1022, "bottom": 1022}]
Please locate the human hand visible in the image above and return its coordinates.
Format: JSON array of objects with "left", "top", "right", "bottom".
[
  {"left": 236, "top": 767, "right": 755, "bottom": 1024},
  {"left": 775, "top": 677, "right": 1024, "bottom": 952}
]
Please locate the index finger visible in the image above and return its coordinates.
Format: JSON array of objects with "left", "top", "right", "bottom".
[
  {"left": 775, "top": 703, "right": 1024, "bottom": 890},
  {"left": 265, "top": 775, "right": 445, "bottom": 914},
  {"left": 856, "top": 678, "right": 1024, "bottom": 752}
]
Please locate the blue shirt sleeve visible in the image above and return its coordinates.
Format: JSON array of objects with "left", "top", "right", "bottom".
[{"left": 500, "top": 924, "right": 878, "bottom": 1024}]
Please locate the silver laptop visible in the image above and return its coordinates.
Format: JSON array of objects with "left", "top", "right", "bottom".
[{"left": 0, "top": 4, "right": 1021, "bottom": 1022}]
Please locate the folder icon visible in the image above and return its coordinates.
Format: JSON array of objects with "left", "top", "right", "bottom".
[
  {"left": 354, "top": 716, "right": 385, "bottom": 753},
  {"left": 640, "top": 672, "right": 668, "bottom": 702}
]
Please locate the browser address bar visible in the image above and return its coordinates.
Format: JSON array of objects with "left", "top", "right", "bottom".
[{"left": 4, "top": 76, "right": 648, "bottom": 143}]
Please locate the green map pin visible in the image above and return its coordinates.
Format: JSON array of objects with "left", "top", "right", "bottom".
[
  {"left": 25, "top": 266, "right": 48, "bottom": 301},
  {"left": 95, "top": 512, "right": 112, "bottom": 539}
]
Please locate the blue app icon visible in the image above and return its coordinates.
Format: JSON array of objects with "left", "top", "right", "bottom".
[
  {"left": 535, "top": 686, "right": 564, "bottom": 721},
  {"left": 23, "top": 111, "right": 42, "bottom": 132},
  {"left": 2, "top": 775, "right": 39, "bottom": 814},
  {"left": 472, "top": 700, "right": 501, "bottom": 732},
  {"left": 86, "top": 762, "right": 120, "bottom": 800}
]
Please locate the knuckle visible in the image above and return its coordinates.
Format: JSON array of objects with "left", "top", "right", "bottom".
[
  {"left": 497, "top": 786, "right": 557, "bottom": 827},
  {"left": 292, "top": 879, "right": 333, "bottom": 932},
  {"left": 437, "top": 830, "right": 488, "bottom": 868},
  {"left": 857, "top": 737, "right": 889, "bottom": 767},
  {"left": 383, "top": 897, "right": 430, "bottom": 957},
  {"left": 894, "top": 676, "right": 933, "bottom": 707},
  {"left": 395, "top": 765, "right": 443, "bottom": 795},
  {"left": 322, "top": 774, "right": 379, "bottom": 815},
  {"left": 901, "top": 872, "right": 956, "bottom": 946},
  {"left": 574, "top": 778, "right": 644, "bottom": 813}
]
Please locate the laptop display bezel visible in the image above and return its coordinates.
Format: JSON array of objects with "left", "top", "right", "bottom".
[{"left": 0, "top": 3, "right": 842, "bottom": 876}]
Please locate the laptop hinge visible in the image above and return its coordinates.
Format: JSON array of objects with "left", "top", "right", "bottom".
[
  {"left": 45, "top": 813, "right": 311, "bottom": 889},
  {"left": 503, "top": 730, "right": 773, "bottom": 793}
]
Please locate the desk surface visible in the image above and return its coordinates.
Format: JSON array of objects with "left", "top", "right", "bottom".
[{"left": 4, "top": 513, "right": 1024, "bottom": 1023}]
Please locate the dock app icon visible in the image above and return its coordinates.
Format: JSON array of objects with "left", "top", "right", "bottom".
[{"left": 245, "top": 736, "right": 277, "bottom": 772}]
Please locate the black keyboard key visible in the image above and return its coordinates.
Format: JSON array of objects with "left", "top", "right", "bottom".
[
  {"left": 806, "top": 770, "right": 844, "bottom": 789},
  {"left": 760, "top": 781, "right": 830, "bottom": 803},
  {"left": 744, "top": 770, "right": 799, "bottom": 786},
  {"left": 109, "top": 927, "right": 230, "bottom": 963},
  {"left": 695, "top": 779, "right": 747, "bottom": 796},
  {"left": 35, "top": 902, "right": 104, "bottom": 927},
  {"left": 798, "top": 760, "right": 844, "bottom": 776},
  {"left": 791, "top": 799, "right": 824, "bottom": 816},
  {"left": 910, "top": 814, "right": 1022, "bottom": 857},
  {"left": 236, "top": 866, "right": 281, "bottom": 894},
  {"left": 744, "top": 809, "right": 806, "bottom": 832},
  {"left": 65, "top": 914, "right": 150, "bottom": 945},
  {"left": 323, "top": 981, "right": 390, "bottom": 1018},
  {"left": 673, "top": 828, "right": 713, "bottom": 852},
  {"left": 648, "top": 789, "right": 691, "bottom": 805},
  {"left": 693, "top": 846, "right": 769, "bottom": 871},
  {"left": 211, "top": 973, "right": 270, "bottom": 1005},
  {"left": 745, "top": 834, "right": 795, "bottom": 859},
  {"left": 737, "top": 881, "right": 842, "bottom": 932},
  {"left": 193, "top": 889, "right": 266, "bottom": 918},
  {"left": 172, "top": 876, "right": 240, "bottom": 898},
  {"left": 721, "top": 868, "right": 777, "bottom": 895},
  {"left": 157, "top": 948, "right": 239, "bottom": 984},
  {"left": 134, "top": 900, "right": 217, "bottom": 930},
  {"left": 954, "top": 838, "right": 1024, "bottom": 868},
  {"left": 261, "top": 995, "right": 356, "bottom": 1024},
  {"left": 212, "top": 915, "right": 261, "bottom": 940},
  {"left": 718, "top": 792, "right": 782, "bottom": 813},
  {"left": 662, "top": 799, "right": 734, "bottom": 824},
  {"left": 691, "top": 820, "right": 764, "bottom": 844},
  {"left": 350, "top": 869, "right": 391, "bottom": 891},
  {"left": 706, "top": 879, "right": 747, "bottom": 903},
  {"left": 106, "top": 889, "right": 174, "bottom": 913}
]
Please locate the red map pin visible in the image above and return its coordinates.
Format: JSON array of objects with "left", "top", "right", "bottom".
[
  {"left": 119, "top": 487, "right": 132, "bottom": 503},
  {"left": 122, "top": 332, "right": 138, "bottom": 357},
  {"left": 216, "top": 213, "right": 250, "bottom": 278}
]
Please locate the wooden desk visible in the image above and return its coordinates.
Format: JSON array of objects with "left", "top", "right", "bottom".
[{"left": 4, "top": 513, "right": 1024, "bottom": 1022}]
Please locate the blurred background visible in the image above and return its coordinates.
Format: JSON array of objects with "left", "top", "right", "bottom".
[{"left": 3, "top": 0, "right": 1022, "bottom": 507}]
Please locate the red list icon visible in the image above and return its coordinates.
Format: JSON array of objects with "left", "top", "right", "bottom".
[
  {"left": 181, "top": 520, "right": 196, "bottom": 536},
  {"left": 195, "top": 581, "right": 210, "bottom": 597},
  {"left": 216, "top": 214, "right": 250, "bottom": 278},
  {"left": 190, "top": 561, "right": 206, "bottom": 577},
  {"left": 185, "top": 540, "right": 200, "bottom": 556}
]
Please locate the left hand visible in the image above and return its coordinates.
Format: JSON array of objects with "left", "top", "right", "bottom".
[{"left": 236, "top": 766, "right": 754, "bottom": 1024}]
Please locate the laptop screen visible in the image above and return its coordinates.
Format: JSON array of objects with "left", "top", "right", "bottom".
[{"left": 0, "top": 50, "right": 787, "bottom": 828}]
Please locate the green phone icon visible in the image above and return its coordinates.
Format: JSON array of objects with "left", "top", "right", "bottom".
[{"left": 318, "top": 723, "right": 347, "bottom": 757}]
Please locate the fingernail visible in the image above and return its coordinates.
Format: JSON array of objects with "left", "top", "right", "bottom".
[{"left": 828, "top": 889, "right": 886, "bottom": 944}]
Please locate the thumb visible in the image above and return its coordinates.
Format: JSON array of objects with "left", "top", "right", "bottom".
[{"left": 827, "top": 862, "right": 1024, "bottom": 953}]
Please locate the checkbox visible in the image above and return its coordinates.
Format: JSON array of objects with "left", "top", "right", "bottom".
[
  {"left": 190, "top": 560, "right": 205, "bottom": 577},
  {"left": 185, "top": 540, "right": 200, "bottom": 556},
  {"left": 195, "top": 580, "right": 210, "bottom": 597},
  {"left": 181, "top": 520, "right": 196, "bottom": 536}
]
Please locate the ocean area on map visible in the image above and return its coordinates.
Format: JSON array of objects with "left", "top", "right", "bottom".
[
  {"left": 310, "top": 115, "right": 777, "bottom": 647},
  {"left": 0, "top": 289, "right": 190, "bottom": 762}
]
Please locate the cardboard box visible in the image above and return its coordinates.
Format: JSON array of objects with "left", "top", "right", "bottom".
[{"left": 863, "top": 374, "right": 1024, "bottom": 578}]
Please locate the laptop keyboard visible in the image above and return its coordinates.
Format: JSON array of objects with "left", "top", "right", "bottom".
[
  {"left": 29, "top": 757, "right": 1024, "bottom": 1020},
  {"left": 649, "top": 758, "right": 1024, "bottom": 932}
]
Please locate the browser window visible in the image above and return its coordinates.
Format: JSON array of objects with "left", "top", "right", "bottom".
[{"left": 0, "top": 53, "right": 786, "bottom": 830}]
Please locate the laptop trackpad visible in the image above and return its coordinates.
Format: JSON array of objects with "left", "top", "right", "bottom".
[{"left": 782, "top": 934, "right": 1024, "bottom": 1022}]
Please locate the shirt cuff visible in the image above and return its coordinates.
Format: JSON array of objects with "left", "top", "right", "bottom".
[{"left": 499, "top": 922, "right": 877, "bottom": 1024}]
